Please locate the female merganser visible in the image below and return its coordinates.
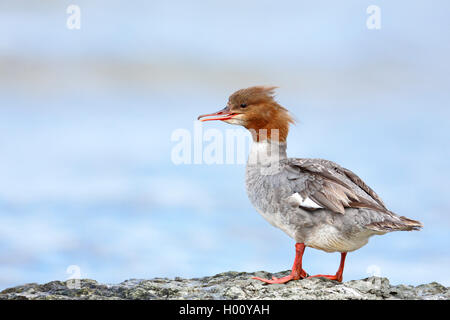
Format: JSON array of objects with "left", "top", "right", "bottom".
[{"left": 198, "top": 86, "right": 423, "bottom": 284}]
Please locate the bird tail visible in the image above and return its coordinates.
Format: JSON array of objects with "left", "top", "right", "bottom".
[{"left": 366, "top": 212, "right": 423, "bottom": 232}]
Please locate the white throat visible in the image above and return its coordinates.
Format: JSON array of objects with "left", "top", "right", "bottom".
[{"left": 248, "top": 140, "right": 287, "bottom": 167}]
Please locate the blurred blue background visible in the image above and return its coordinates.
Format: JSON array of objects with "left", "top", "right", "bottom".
[{"left": 0, "top": 0, "right": 449, "bottom": 289}]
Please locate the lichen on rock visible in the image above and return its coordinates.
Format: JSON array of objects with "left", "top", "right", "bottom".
[{"left": 0, "top": 271, "right": 448, "bottom": 300}]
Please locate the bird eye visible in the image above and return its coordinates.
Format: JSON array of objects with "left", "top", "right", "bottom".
[{"left": 240, "top": 103, "right": 247, "bottom": 108}]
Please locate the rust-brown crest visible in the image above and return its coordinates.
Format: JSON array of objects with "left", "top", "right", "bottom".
[{"left": 227, "top": 86, "right": 295, "bottom": 142}]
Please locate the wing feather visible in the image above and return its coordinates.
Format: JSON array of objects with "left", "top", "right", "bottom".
[{"left": 285, "top": 158, "right": 388, "bottom": 215}]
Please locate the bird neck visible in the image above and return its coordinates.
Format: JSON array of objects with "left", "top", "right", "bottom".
[
  {"left": 244, "top": 105, "right": 292, "bottom": 143},
  {"left": 247, "top": 122, "right": 289, "bottom": 143},
  {"left": 248, "top": 139, "right": 287, "bottom": 167}
]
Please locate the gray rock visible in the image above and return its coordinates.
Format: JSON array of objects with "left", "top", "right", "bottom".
[{"left": 0, "top": 271, "right": 448, "bottom": 300}]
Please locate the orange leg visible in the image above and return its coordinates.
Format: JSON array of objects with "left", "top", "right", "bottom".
[
  {"left": 252, "top": 243, "right": 308, "bottom": 284},
  {"left": 307, "top": 252, "right": 347, "bottom": 282}
]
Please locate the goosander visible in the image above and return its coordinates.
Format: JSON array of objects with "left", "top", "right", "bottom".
[{"left": 198, "top": 86, "right": 422, "bottom": 284}]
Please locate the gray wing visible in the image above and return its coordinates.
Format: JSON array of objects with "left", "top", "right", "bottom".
[{"left": 284, "top": 158, "right": 388, "bottom": 214}]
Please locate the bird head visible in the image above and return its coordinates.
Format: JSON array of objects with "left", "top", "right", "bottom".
[{"left": 198, "top": 86, "right": 294, "bottom": 142}]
